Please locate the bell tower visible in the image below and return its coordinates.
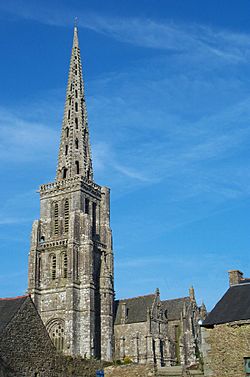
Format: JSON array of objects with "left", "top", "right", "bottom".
[{"left": 28, "top": 26, "right": 114, "bottom": 361}]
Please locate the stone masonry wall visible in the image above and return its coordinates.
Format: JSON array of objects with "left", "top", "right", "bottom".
[
  {"left": 114, "top": 322, "right": 149, "bottom": 362},
  {"left": 202, "top": 323, "right": 250, "bottom": 377}
]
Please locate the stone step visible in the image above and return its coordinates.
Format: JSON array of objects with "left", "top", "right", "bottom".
[
  {"left": 157, "top": 366, "right": 183, "bottom": 376},
  {"left": 157, "top": 366, "right": 204, "bottom": 377}
]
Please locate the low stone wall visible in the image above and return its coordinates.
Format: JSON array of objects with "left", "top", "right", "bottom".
[
  {"left": 104, "top": 364, "right": 156, "bottom": 377},
  {"left": 202, "top": 323, "right": 250, "bottom": 377}
]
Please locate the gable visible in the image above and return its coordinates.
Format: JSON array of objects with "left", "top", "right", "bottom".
[
  {"left": 202, "top": 284, "right": 250, "bottom": 326},
  {"left": 0, "top": 296, "right": 27, "bottom": 333}
]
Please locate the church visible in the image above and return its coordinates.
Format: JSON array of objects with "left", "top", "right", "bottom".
[{"left": 12, "top": 26, "right": 203, "bottom": 368}]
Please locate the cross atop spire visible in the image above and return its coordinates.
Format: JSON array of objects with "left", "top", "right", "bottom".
[{"left": 56, "top": 26, "right": 93, "bottom": 181}]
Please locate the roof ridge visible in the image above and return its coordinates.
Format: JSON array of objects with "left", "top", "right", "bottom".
[
  {"left": 0, "top": 295, "right": 29, "bottom": 301},
  {"left": 162, "top": 296, "right": 189, "bottom": 302},
  {"left": 116, "top": 293, "right": 155, "bottom": 301}
]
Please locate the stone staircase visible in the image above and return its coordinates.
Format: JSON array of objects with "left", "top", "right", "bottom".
[{"left": 157, "top": 366, "right": 204, "bottom": 377}]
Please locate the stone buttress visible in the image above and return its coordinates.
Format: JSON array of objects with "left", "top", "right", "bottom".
[{"left": 28, "top": 26, "right": 114, "bottom": 361}]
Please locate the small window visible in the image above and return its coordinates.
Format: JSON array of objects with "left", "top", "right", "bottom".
[
  {"left": 75, "top": 118, "right": 78, "bottom": 129},
  {"left": 68, "top": 110, "right": 70, "bottom": 119},
  {"left": 75, "top": 160, "right": 79, "bottom": 174},
  {"left": 68, "top": 97, "right": 71, "bottom": 105},
  {"left": 75, "top": 64, "right": 77, "bottom": 69},
  {"left": 62, "top": 167, "right": 67, "bottom": 179},
  {"left": 75, "top": 70, "right": 77, "bottom": 75},
  {"left": 75, "top": 90, "right": 78, "bottom": 98},
  {"left": 70, "top": 83, "right": 73, "bottom": 91},
  {"left": 75, "top": 139, "right": 78, "bottom": 149},
  {"left": 65, "top": 127, "right": 69, "bottom": 137},
  {"left": 75, "top": 102, "right": 78, "bottom": 112},
  {"left": 65, "top": 145, "right": 68, "bottom": 155},
  {"left": 85, "top": 198, "right": 89, "bottom": 214}
]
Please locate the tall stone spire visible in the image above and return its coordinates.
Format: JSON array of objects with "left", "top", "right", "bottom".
[{"left": 56, "top": 26, "right": 93, "bottom": 181}]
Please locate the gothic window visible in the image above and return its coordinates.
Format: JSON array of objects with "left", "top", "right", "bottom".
[
  {"left": 47, "top": 319, "right": 65, "bottom": 352},
  {"left": 75, "top": 138, "right": 78, "bottom": 149},
  {"left": 66, "top": 127, "right": 69, "bottom": 137},
  {"left": 62, "top": 167, "right": 67, "bottom": 179},
  {"left": 51, "top": 255, "right": 56, "bottom": 280},
  {"left": 68, "top": 96, "right": 71, "bottom": 105},
  {"left": 75, "top": 64, "right": 77, "bottom": 69},
  {"left": 63, "top": 252, "right": 68, "bottom": 278},
  {"left": 65, "top": 145, "right": 68, "bottom": 155},
  {"left": 54, "top": 203, "right": 59, "bottom": 235},
  {"left": 75, "top": 90, "right": 78, "bottom": 98},
  {"left": 68, "top": 110, "right": 70, "bottom": 119},
  {"left": 85, "top": 198, "right": 89, "bottom": 214},
  {"left": 64, "top": 199, "right": 69, "bottom": 233},
  {"left": 75, "top": 118, "right": 78, "bottom": 129},
  {"left": 70, "top": 83, "right": 73, "bottom": 91},
  {"left": 75, "top": 102, "right": 78, "bottom": 112},
  {"left": 75, "top": 160, "right": 80, "bottom": 174}
]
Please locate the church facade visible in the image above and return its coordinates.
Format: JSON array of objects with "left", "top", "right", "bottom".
[{"left": 27, "top": 27, "right": 204, "bottom": 367}]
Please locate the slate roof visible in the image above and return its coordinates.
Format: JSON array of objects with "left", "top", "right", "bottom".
[
  {"left": 114, "top": 294, "right": 155, "bottom": 324},
  {"left": 202, "top": 283, "right": 250, "bottom": 326},
  {"left": 161, "top": 297, "right": 190, "bottom": 321},
  {"left": 0, "top": 295, "right": 28, "bottom": 332}
]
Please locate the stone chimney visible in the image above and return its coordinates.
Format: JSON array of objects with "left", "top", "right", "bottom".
[{"left": 228, "top": 270, "right": 243, "bottom": 286}]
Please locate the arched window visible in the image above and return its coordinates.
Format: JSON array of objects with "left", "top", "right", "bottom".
[
  {"left": 75, "top": 118, "right": 78, "bottom": 129},
  {"left": 47, "top": 319, "right": 65, "bottom": 352},
  {"left": 62, "top": 167, "right": 67, "bottom": 179},
  {"left": 75, "top": 161, "right": 80, "bottom": 174},
  {"left": 63, "top": 253, "right": 68, "bottom": 278},
  {"left": 65, "top": 127, "right": 69, "bottom": 137},
  {"left": 65, "top": 145, "right": 68, "bottom": 155},
  {"left": 51, "top": 255, "right": 56, "bottom": 280},
  {"left": 75, "top": 138, "right": 78, "bottom": 149},
  {"left": 54, "top": 203, "right": 59, "bottom": 235},
  {"left": 64, "top": 199, "right": 69, "bottom": 233},
  {"left": 75, "top": 102, "right": 78, "bottom": 112}
]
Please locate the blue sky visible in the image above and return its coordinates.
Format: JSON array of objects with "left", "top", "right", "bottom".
[{"left": 1, "top": 0, "right": 250, "bottom": 310}]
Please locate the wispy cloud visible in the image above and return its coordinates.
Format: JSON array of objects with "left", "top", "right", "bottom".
[
  {"left": 0, "top": 107, "right": 58, "bottom": 163},
  {"left": 1, "top": 2, "right": 250, "bottom": 65}
]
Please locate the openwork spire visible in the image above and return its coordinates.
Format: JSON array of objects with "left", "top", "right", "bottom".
[{"left": 56, "top": 26, "right": 93, "bottom": 181}]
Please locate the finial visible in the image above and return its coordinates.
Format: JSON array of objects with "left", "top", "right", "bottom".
[{"left": 74, "top": 17, "right": 78, "bottom": 28}]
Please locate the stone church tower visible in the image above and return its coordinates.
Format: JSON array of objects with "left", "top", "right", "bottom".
[{"left": 28, "top": 26, "right": 114, "bottom": 361}]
